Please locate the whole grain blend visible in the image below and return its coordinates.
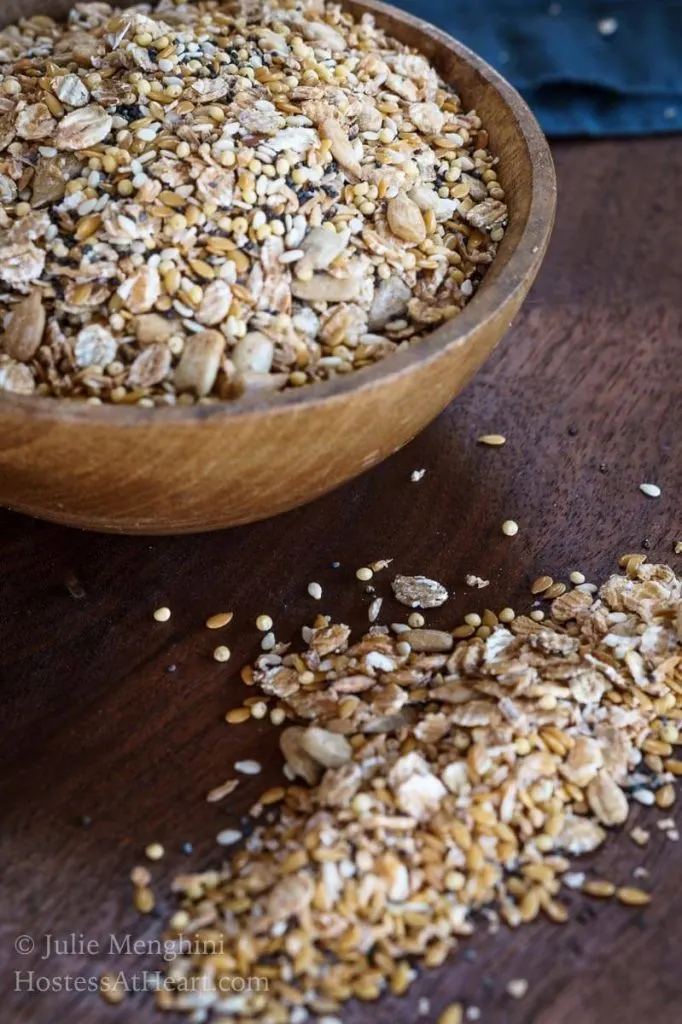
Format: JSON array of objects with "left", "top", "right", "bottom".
[{"left": 0, "top": 0, "right": 507, "bottom": 403}]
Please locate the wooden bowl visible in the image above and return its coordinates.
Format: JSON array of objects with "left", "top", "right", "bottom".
[{"left": 0, "top": 0, "right": 556, "bottom": 534}]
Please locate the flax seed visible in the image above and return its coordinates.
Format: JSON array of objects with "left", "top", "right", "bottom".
[{"left": 206, "top": 612, "right": 233, "bottom": 630}]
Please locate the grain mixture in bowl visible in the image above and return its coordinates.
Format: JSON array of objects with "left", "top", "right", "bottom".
[{"left": 0, "top": 0, "right": 507, "bottom": 403}]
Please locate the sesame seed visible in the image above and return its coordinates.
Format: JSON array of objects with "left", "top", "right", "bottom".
[
  {"left": 216, "top": 828, "right": 243, "bottom": 846},
  {"left": 307, "top": 582, "right": 323, "bottom": 600},
  {"left": 502, "top": 519, "right": 519, "bottom": 536},
  {"left": 640, "top": 483, "right": 661, "bottom": 498},
  {"left": 506, "top": 978, "right": 528, "bottom": 999},
  {"left": 477, "top": 433, "right": 506, "bottom": 446},
  {"left": 256, "top": 614, "right": 273, "bottom": 632},
  {"left": 234, "top": 759, "right": 262, "bottom": 775},
  {"left": 153, "top": 606, "right": 171, "bottom": 622},
  {"left": 213, "top": 645, "right": 231, "bottom": 662},
  {"left": 569, "top": 571, "right": 586, "bottom": 585}
]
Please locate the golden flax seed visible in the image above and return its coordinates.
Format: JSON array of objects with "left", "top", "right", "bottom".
[{"left": 206, "top": 612, "right": 234, "bottom": 630}]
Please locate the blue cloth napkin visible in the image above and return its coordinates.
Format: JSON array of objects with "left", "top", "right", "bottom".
[{"left": 390, "top": 0, "right": 682, "bottom": 136}]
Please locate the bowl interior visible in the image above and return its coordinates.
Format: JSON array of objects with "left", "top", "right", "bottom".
[{"left": 0, "top": 0, "right": 555, "bottom": 424}]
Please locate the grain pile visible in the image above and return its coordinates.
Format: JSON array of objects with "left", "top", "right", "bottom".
[
  {"left": 149, "top": 556, "right": 682, "bottom": 1019},
  {"left": 0, "top": 0, "right": 506, "bottom": 402}
]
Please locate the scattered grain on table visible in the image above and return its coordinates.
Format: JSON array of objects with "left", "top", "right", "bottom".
[{"left": 146, "top": 555, "right": 682, "bottom": 1020}]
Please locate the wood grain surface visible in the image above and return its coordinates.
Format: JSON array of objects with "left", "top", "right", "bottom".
[{"left": 1, "top": 136, "right": 681, "bottom": 1023}]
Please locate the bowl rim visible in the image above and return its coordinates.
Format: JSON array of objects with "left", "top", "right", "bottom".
[{"left": 0, "top": 0, "right": 556, "bottom": 427}]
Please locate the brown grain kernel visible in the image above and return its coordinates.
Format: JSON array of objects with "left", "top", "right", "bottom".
[
  {"left": 133, "top": 886, "right": 155, "bottom": 914},
  {"left": 582, "top": 879, "right": 615, "bottom": 898},
  {"left": 543, "top": 582, "right": 567, "bottom": 599},
  {"left": 438, "top": 1004, "right": 463, "bottom": 1024},
  {"left": 260, "top": 786, "right": 286, "bottom": 805},
  {"left": 616, "top": 887, "right": 651, "bottom": 906},
  {"left": 225, "top": 707, "right": 251, "bottom": 724},
  {"left": 531, "top": 575, "right": 554, "bottom": 594},
  {"left": 452, "top": 624, "right": 475, "bottom": 638},
  {"left": 482, "top": 608, "right": 499, "bottom": 628},
  {"left": 656, "top": 784, "right": 675, "bottom": 808},
  {"left": 100, "top": 973, "right": 126, "bottom": 1005}
]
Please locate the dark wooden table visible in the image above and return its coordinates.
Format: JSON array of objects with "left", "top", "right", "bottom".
[{"left": 1, "top": 137, "right": 681, "bottom": 1024}]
